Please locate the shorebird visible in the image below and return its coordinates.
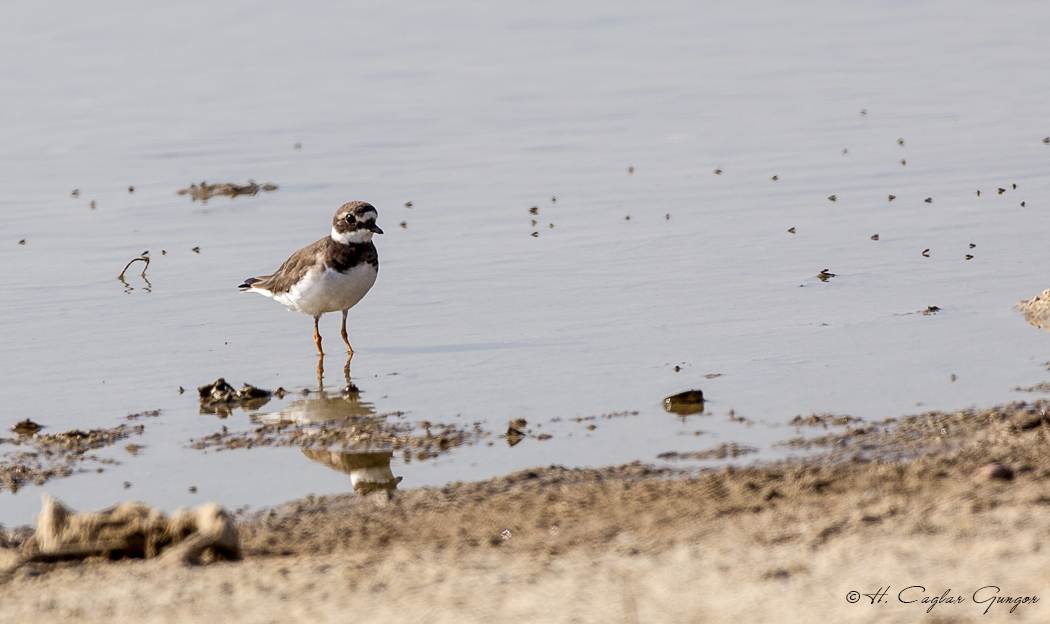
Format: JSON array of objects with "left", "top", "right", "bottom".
[{"left": 239, "top": 201, "right": 382, "bottom": 356}]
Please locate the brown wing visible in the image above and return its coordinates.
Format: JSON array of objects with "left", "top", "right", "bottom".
[{"left": 239, "top": 237, "right": 327, "bottom": 295}]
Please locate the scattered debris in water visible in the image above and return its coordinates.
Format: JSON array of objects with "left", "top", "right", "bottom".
[
  {"left": 191, "top": 246, "right": 200, "bottom": 254},
  {"left": 771, "top": 175, "right": 778, "bottom": 181},
  {"left": 404, "top": 201, "right": 413, "bottom": 207},
  {"left": 787, "top": 227, "right": 795, "bottom": 234},
  {"left": 888, "top": 194, "right": 896, "bottom": 201},
  {"left": 921, "top": 249, "right": 930, "bottom": 257},
  {"left": 789, "top": 413, "right": 862, "bottom": 428},
  {"left": 713, "top": 168, "right": 722, "bottom": 175},
  {"left": 71, "top": 189, "right": 79, "bottom": 197},
  {"left": 924, "top": 197, "right": 932, "bottom": 203},
  {"left": 128, "top": 186, "right": 134, "bottom": 193},
  {"left": 0, "top": 423, "right": 143, "bottom": 492},
  {"left": 529, "top": 206, "right": 538, "bottom": 215},
  {"left": 17, "top": 239, "right": 25, "bottom": 245},
  {"left": 399, "top": 221, "right": 407, "bottom": 229},
  {"left": 191, "top": 411, "right": 485, "bottom": 462},
  {"left": 177, "top": 180, "right": 278, "bottom": 202},
  {"left": 827, "top": 195, "right": 836, "bottom": 202},
  {"left": 627, "top": 166, "right": 634, "bottom": 174},
  {"left": 817, "top": 269, "right": 836, "bottom": 282},
  {"left": 921, "top": 306, "right": 941, "bottom": 315},
  {"left": 657, "top": 443, "right": 757, "bottom": 460},
  {"left": 870, "top": 234, "right": 879, "bottom": 240}
]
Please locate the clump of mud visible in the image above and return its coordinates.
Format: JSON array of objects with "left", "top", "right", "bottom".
[
  {"left": 1017, "top": 288, "right": 1050, "bottom": 331},
  {"left": 198, "top": 378, "right": 283, "bottom": 416},
  {"left": 0, "top": 424, "right": 144, "bottom": 493},
  {"left": 177, "top": 180, "right": 278, "bottom": 202}
]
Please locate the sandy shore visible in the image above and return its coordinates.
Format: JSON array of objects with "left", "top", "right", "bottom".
[{"left": 2, "top": 400, "right": 1049, "bottom": 623}]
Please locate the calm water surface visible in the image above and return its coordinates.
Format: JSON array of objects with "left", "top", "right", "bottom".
[{"left": 3, "top": 0, "right": 1050, "bottom": 524}]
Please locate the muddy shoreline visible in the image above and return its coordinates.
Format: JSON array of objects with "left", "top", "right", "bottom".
[{"left": 2, "top": 400, "right": 1049, "bottom": 622}]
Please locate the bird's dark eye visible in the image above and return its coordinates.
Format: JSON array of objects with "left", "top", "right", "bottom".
[{"left": 344, "top": 214, "right": 354, "bottom": 223}]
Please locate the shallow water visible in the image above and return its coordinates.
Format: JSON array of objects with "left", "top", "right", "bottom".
[{"left": 3, "top": 0, "right": 1050, "bottom": 524}]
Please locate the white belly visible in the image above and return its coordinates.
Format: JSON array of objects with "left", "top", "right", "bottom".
[{"left": 272, "top": 263, "right": 378, "bottom": 317}]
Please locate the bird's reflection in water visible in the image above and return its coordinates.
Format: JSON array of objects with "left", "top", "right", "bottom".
[
  {"left": 301, "top": 449, "right": 402, "bottom": 494},
  {"left": 316, "top": 354, "right": 355, "bottom": 392},
  {"left": 253, "top": 388, "right": 377, "bottom": 426},
  {"left": 251, "top": 378, "right": 404, "bottom": 494}
]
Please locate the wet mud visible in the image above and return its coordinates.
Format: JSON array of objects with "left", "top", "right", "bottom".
[
  {"left": 2, "top": 399, "right": 1050, "bottom": 622},
  {"left": 0, "top": 423, "right": 144, "bottom": 493}
]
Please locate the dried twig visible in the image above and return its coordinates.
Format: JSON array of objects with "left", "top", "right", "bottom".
[{"left": 119, "top": 256, "right": 150, "bottom": 280}]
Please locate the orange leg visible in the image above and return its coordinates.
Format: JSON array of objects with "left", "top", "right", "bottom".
[
  {"left": 313, "top": 316, "right": 323, "bottom": 355},
  {"left": 340, "top": 309, "right": 354, "bottom": 357}
]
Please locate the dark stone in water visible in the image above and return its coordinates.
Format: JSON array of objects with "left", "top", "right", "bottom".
[{"left": 664, "top": 390, "right": 705, "bottom": 415}]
